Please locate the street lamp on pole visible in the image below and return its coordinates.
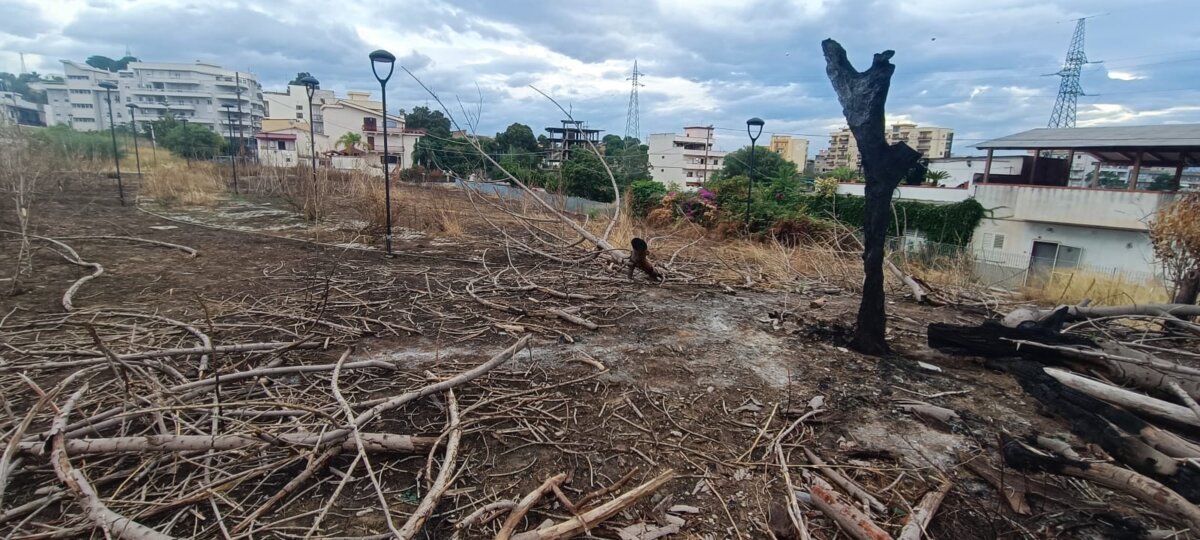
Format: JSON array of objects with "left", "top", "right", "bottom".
[
  {"left": 98, "top": 80, "right": 125, "bottom": 206},
  {"left": 223, "top": 104, "right": 239, "bottom": 194},
  {"left": 126, "top": 103, "right": 142, "bottom": 177},
  {"left": 298, "top": 75, "right": 320, "bottom": 186},
  {"left": 744, "top": 117, "right": 765, "bottom": 228},
  {"left": 369, "top": 49, "right": 397, "bottom": 258}
]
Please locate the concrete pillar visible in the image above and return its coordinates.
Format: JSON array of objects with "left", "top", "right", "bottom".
[
  {"left": 1128, "top": 151, "right": 1143, "bottom": 191},
  {"left": 982, "top": 148, "right": 993, "bottom": 184}
]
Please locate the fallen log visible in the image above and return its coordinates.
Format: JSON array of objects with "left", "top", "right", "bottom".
[
  {"left": 1043, "top": 367, "right": 1200, "bottom": 429},
  {"left": 1003, "top": 439, "right": 1200, "bottom": 530},
  {"left": 509, "top": 470, "right": 676, "bottom": 540},
  {"left": 496, "top": 473, "right": 569, "bottom": 540},
  {"left": 802, "top": 447, "right": 886, "bottom": 514}
]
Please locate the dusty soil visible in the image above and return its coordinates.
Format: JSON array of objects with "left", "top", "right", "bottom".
[{"left": 0, "top": 176, "right": 1171, "bottom": 539}]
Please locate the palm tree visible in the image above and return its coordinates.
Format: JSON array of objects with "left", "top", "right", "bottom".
[
  {"left": 336, "top": 132, "right": 362, "bottom": 152},
  {"left": 924, "top": 169, "right": 950, "bottom": 184}
]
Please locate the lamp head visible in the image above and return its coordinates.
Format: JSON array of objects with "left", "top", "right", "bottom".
[
  {"left": 369, "top": 49, "right": 396, "bottom": 84},
  {"left": 298, "top": 75, "right": 320, "bottom": 98},
  {"left": 746, "top": 117, "right": 765, "bottom": 142},
  {"left": 98, "top": 80, "right": 117, "bottom": 91}
]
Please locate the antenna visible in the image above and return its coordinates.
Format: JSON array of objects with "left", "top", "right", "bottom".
[
  {"left": 19, "top": 52, "right": 27, "bottom": 74},
  {"left": 624, "top": 60, "right": 643, "bottom": 142},
  {"left": 124, "top": 45, "right": 132, "bottom": 57},
  {"left": 1047, "top": 17, "right": 1096, "bottom": 128}
]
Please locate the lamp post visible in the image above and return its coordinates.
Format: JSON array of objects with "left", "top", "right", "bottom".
[
  {"left": 369, "top": 49, "right": 397, "bottom": 257},
  {"left": 223, "top": 104, "right": 239, "bottom": 194},
  {"left": 99, "top": 80, "right": 125, "bottom": 206},
  {"left": 744, "top": 117, "right": 765, "bottom": 228},
  {"left": 179, "top": 119, "right": 190, "bottom": 168},
  {"left": 126, "top": 103, "right": 142, "bottom": 177},
  {"left": 298, "top": 75, "right": 320, "bottom": 185}
]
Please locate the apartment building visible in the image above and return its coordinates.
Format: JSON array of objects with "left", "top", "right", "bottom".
[
  {"left": 815, "top": 123, "right": 954, "bottom": 173},
  {"left": 648, "top": 126, "right": 726, "bottom": 188},
  {"left": 40, "top": 60, "right": 264, "bottom": 152},
  {"left": 264, "top": 84, "right": 335, "bottom": 135},
  {"left": 544, "top": 120, "right": 602, "bottom": 168},
  {"left": 768, "top": 135, "right": 809, "bottom": 168}
]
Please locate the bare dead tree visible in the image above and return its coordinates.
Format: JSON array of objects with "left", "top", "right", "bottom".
[{"left": 822, "top": 39, "right": 922, "bottom": 355}]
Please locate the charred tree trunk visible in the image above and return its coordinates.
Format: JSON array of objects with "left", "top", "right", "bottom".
[
  {"left": 1173, "top": 265, "right": 1200, "bottom": 305},
  {"left": 628, "top": 238, "right": 662, "bottom": 282},
  {"left": 822, "top": 39, "right": 922, "bottom": 356}
]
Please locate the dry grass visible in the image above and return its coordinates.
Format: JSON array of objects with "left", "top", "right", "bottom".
[
  {"left": 139, "top": 163, "right": 226, "bottom": 206},
  {"left": 713, "top": 239, "right": 862, "bottom": 289},
  {"left": 1026, "top": 268, "right": 1169, "bottom": 306}
]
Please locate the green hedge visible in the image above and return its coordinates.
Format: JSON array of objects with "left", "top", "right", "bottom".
[{"left": 799, "top": 194, "right": 985, "bottom": 246}]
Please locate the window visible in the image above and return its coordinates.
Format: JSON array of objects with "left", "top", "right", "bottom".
[
  {"left": 686, "top": 171, "right": 694, "bottom": 178},
  {"left": 367, "top": 136, "right": 375, "bottom": 150},
  {"left": 70, "top": 89, "right": 92, "bottom": 95},
  {"left": 68, "top": 75, "right": 89, "bottom": 80},
  {"left": 981, "top": 232, "right": 1006, "bottom": 251},
  {"left": 296, "top": 113, "right": 303, "bottom": 119},
  {"left": 296, "top": 105, "right": 303, "bottom": 110},
  {"left": 713, "top": 159, "right": 719, "bottom": 165},
  {"left": 277, "top": 141, "right": 286, "bottom": 150},
  {"left": 72, "top": 103, "right": 94, "bottom": 109}
]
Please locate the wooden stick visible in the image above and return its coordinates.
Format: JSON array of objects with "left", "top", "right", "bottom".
[
  {"left": 807, "top": 482, "right": 893, "bottom": 540},
  {"left": 896, "top": 482, "right": 952, "bottom": 540},
  {"left": 546, "top": 309, "right": 598, "bottom": 330},
  {"left": 397, "top": 388, "right": 462, "bottom": 539},
  {"left": 803, "top": 447, "right": 886, "bottom": 514},
  {"left": 495, "top": 473, "right": 569, "bottom": 540},
  {"left": 50, "top": 384, "right": 174, "bottom": 540},
  {"left": 509, "top": 470, "right": 676, "bottom": 540},
  {"left": 453, "top": 500, "right": 516, "bottom": 539},
  {"left": 20, "top": 432, "right": 436, "bottom": 456},
  {"left": 230, "top": 446, "right": 341, "bottom": 533},
  {"left": 775, "top": 443, "right": 811, "bottom": 540}
]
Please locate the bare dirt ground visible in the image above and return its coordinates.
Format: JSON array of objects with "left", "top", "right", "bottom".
[{"left": 0, "top": 175, "right": 1178, "bottom": 539}]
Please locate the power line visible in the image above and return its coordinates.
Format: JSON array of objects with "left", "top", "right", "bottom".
[{"left": 624, "top": 60, "right": 642, "bottom": 143}]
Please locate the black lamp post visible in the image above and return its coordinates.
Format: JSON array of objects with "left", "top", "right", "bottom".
[
  {"left": 744, "top": 117, "right": 765, "bottom": 227},
  {"left": 369, "top": 49, "right": 397, "bottom": 257},
  {"left": 223, "top": 104, "right": 238, "bottom": 194},
  {"left": 179, "top": 118, "right": 191, "bottom": 168},
  {"left": 298, "top": 75, "right": 320, "bottom": 184},
  {"left": 99, "top": 80, "right": 124, "bottom": 206},
  {"left": 126, "top": 103, "right": 142, "bottom": 177}
]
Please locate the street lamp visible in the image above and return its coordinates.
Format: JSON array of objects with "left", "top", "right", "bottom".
[
  {"left": 126, "top": 103, "right": 142, "bottom": 177},
  {"left": 744, "top": 117, "right": 765, "bottom": 228},
  {"left": 369, "top": 48, "right": 397, "bottom": 257},
  {"left": 98, "top": 80, "right": 125, "bottom": 206},
  {"left": 223, "top": 104, "right": 239, "bottom": 194},
  {"left": 298, "top": 75, "right": 320, "bottom": 186},
  {"left": 179, "top": 118, "right": 190, "bottom": 168}
]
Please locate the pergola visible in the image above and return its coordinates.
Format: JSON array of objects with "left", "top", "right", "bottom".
[{"left": 975, "top": 124, "right": 1200, "bottom": 191}]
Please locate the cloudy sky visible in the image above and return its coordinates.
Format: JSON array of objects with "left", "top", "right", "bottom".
[{"left": 3, "top": 0, "right": 1198, "bottom": 154}]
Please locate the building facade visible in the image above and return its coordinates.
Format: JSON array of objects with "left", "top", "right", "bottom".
[
  {"left": 768, "top": 135, "right": 809, "bottom": 168},
  {"left": 40, "top": 60, "right": 264, "bottom": 152},
  {"left": 260, "top": 88, "right": 422, "bottom": 174},
  {"left": 0, "top": 91, "right": 44, "bottom": 126},
  {"left": 648, "top": 126, "right": 725, "bottom": 188},
  {"left": 544, "top": 120, "right": 602, "bottom": 168},
  {"left": 815, "top": 123, "right": 954, "bottom": 173}
]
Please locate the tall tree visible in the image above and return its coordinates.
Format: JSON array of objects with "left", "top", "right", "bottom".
[
  {"left": 404, "top": 106, "right": 452, "bottom": 139},
  {"left": 822, "top": 39, "right": 922, "bottom": 356},
  {"left": 85, "top": 55, "right": 138, "bottom": 72},
  {"left": 493, "top": 123, "right": 540, "bottom": 168},
  {"left": 563, "top": 149, "right": 615, "bottom": 202},
  {"left": 715, "top": 145, "right": 799, "bottom": 185}
]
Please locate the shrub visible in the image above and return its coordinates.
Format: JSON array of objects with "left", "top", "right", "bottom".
[
  {"left": 628, "top": 179, "right": 667, "bottom": 217},
  {"left": 645, "top": 207, "right": 674, "bottom": 228},
  {"left": 814, "top": 177, "right": 839, "bottom": 198},
  {"left": 769, "top": 215, "right": 834, "bottom": 246}
]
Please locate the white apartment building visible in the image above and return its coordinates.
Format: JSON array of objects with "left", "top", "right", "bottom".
[
  {"left": 39, "top": 60, "right": 264, "bottom": 151},
  {"left": 0, "top": 91, "right": 43, "bottom": 126},
  {"left": 648, "top": 126, "right": 725, "bottom": 188},
  {"left": 259, "top": 88, "right": 422, "bottom": 174}
]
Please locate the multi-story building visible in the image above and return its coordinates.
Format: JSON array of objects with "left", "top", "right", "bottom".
[
  {"left": 544, "top": 120, "right": 602, "bottom": 168},
  {"left": 40, "top": 60, "right": 264, "bottom": 152},
  {"left": 264, "top": 84, "right": 335, "bottom": 136},
  {"left": 259, "top": 88, "right": 423, "bottom": 174},
  {"left": 815, "top": 124, "right": 954, "bottom": 173},
  {"left": 0, "top": 91, "right": 44, "bottom": 126},
  {"left": 887, "top": 123, "right": 954, "bottom": 160},
  {"left": 768, "top": 135, "right": 809, "bottom": 168},
  {"left": 648, "top": 126, "right": 726, "bottom": 188}
]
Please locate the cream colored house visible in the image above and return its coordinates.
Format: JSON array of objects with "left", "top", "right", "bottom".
[
  {"left": 768, "top": 135, "right": 809, "bottom": 168},
  {"left": 816, "top": 123, "right": 954, "bottom": 173}
]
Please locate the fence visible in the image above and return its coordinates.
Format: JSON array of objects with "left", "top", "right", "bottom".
[{"left": 888, "top": 236, "right": 1169, "bottom": 303}]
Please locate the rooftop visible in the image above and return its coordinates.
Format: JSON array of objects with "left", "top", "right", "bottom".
[{"left": 976, "top": 124, "right": 1200, "bottom": 166}]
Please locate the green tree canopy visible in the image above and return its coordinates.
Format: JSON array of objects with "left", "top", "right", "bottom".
[
  {"left": 289, "top": 72, "right": 315, "bottom": 86},
  {"left": 0, "top": 72, "right": 55, "bottom": 104},
  {"left": 493, "top": 123, "right": 541, "bottom": 169},
  {"left": 715, "top": 145, "right": 799, "bottom": 185},
  {"left": 826, "top": 166, "right": 862, "bottom": 182},
  {"left": 563, "top": 149, "right": 615, "bottom": 202},
  {"left": 85, "top": 55, "right": 138, "bottom": 72},
  {"left": 405, "top": 106, "right": 452, "bottom": 139}
]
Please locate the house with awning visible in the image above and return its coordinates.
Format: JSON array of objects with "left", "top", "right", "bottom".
[{"left": 969, "top": 124, "right": 1199, "bottom": 289}]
